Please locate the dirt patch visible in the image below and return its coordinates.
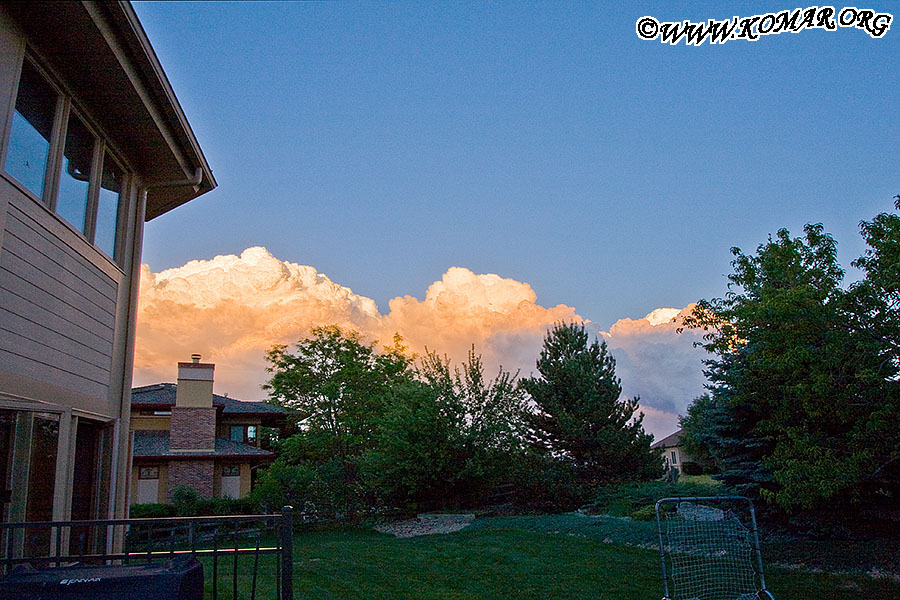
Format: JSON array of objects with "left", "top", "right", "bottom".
[{"left": 375, "top": 514, "right": 475, "bottom": 538}]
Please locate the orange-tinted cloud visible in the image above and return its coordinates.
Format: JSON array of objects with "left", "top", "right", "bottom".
[{"left": 133, "top": 247, "right": 706, "bottom": 439}]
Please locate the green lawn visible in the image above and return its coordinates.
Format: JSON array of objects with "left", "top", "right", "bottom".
[
  {"left": 202, "top": 517, "right": 900, "bottom": 599},
  {"left": 288, "top": 523, "right": 900, "bottom": 600}
]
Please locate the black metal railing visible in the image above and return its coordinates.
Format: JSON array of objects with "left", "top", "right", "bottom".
[{"left": 0, "top": 506, "right": 294, "bottom": 600}]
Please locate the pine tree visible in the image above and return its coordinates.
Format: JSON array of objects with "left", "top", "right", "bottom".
[{"left": 521, "top": 322, "right": 661, "bottom": 485}]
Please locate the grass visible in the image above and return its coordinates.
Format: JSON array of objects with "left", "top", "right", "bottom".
[
  {"left": 197, "top": 512, "right": 900, "bottom": 599},
  {"left": 678, "top": 474, "right": 721, "bottom": 486},
  {"left": 286, "top": 524, "right": 900, "bottom": 600}
]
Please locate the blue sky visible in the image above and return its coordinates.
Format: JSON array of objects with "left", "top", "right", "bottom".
[{"left": 134, "top": 1, "right": 899, "bottom": 330}]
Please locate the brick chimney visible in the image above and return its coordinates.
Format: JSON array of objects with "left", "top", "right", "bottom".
[{"left": 170, "top": 354, "right": 216, "bottom": 452}]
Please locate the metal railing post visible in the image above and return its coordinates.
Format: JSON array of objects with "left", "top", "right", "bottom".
[{"left": 280, "top": 506, "right": 293, "bottom": 600}]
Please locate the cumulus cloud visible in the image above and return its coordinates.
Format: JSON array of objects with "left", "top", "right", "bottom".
[
  {"left": 133, "top": 247, "right": 707, "bottom": 439},
  {"left": 599, "top": 305, "right": 708, "bottom": 439}
]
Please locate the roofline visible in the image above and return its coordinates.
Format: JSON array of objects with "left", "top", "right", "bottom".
[
  {"left": 106, "top": 1, "right": 217, "bottom": 216},
  {"left": 133, "top": 453, "right": 274, "bottom": 462},
  {"left": 651, "top": 429, "right": 683, "bottom": 449}
]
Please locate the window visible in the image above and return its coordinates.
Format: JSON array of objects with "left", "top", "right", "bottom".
[
  {"left": 222, "top": 465, "right": 239, "bottom": 477},
  {"left": 25, "top": 413, "right": 60, "bottom": 557},
  {"left": 138, "top": 466, "right": 159, "bottom": 480},
  {"left": 4, "top": 60, "right": 57, "bottom": 198},
  {"left": 0, "top": 411, "right": 13, "bottom": 524},
  {"left": 671, "top": 451, "right": 677, "bottom": 465},
  {"left": 230, "top": 425, "right": 258, "bottom": 444},
  {"left": 95, "top": 152, "right": 122, "bottom": 258},
  {"left": 56, "top": 111, "right": 94, "bottom": 233},
  {"left": 3, "top": 57, "right": 126, "bottom": 263}
]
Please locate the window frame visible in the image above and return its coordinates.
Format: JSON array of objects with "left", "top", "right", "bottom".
[
  {"left": 230, "top": 425, "right": 246, "bottom": 444},
  {"left": 138, "top": 466, "right": 160, "bottom": 481},
  {"left": 1, "top": 53, "right": 129, "bottom": 266}
]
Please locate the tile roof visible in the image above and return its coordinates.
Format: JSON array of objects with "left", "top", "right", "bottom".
[
  {"left": 131, "top": 383, "right": 288, "bottom": 415},
  {"left": 132, "top": 430, "right": 274, "bottom": 460}
]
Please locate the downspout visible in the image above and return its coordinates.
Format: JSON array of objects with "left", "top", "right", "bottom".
[{"left": 117, "top": 166, "right": 205, "bottom": 520}]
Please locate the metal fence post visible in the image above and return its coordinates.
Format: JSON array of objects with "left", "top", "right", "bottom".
[{"left": 280, "top": 506, "right": 294, "bottom": 600}]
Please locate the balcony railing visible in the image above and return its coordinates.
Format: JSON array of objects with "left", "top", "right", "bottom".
[{"left": 0, "top": 506, "right": 294, "bottom": 600}]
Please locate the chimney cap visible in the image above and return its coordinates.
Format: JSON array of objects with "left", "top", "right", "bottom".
[{"left": 191, "top": 353, "right": 201, "bottom": 363}]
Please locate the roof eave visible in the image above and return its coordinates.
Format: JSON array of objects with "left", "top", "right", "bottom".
[{"left": 109, "top": 1, "right": 217, "bottom": 219}]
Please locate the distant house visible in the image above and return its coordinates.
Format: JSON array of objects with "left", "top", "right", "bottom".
[
  {"left": 0, "top": 0, "right": 214, "bottom": 539},
  {"left": 130, "top": 356, "right": 287, "bottom": 504},
  {"left": 651, "top": 429, "right": 694, "bottom": 476}
]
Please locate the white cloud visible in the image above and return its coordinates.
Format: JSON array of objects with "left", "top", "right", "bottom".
[
  {"left": 598, "top": 306, "right": 708, "bottom": 439},
  {"left": 134, "top": 247, "right": 707, "bottom": 439}
]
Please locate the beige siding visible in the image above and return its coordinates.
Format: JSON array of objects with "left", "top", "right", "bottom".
[{"left": 0, "top": 194, "right": 119, "bottom": 400}]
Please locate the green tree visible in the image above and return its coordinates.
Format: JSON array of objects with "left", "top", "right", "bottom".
[
  {"left": 846, "top": 198, "right": 900, "bottom": 500},
  {"left": 263, "top": 326, "right": 415, "bottom": 513},
  {"left": 682, "top": 219, "right": 899, "bottom": 512},
  {"left": 677, "top": 394, "right": 722, "bottom": 472},
  {"left": 850, "top": 196, "right": 900, "bottom": 365},
  {"left": 264, "top": 326, "right": 413, "bottom": 460},
  {"left": 366, "top": 348, "right": 530, "bottom": 510},
  {"left": 521, "top": 322, "right": 660, "bottom": 489}
]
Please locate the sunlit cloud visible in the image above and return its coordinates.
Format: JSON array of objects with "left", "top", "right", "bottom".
[
  {"left": 133, "top": 247, "right": 706, "bottom": 438},
  {"left": 599, "top": 305, "right": 707, "bottom": 438}
]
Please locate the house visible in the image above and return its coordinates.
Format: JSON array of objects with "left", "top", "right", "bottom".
[
  {"left": 130, "top": 355, "right": 287, "bottom": 504},
  {"left": 652, "top": 429, "right": 694, "bottom": 476},
  {"left": 0, "top": 0, "right": 214, "bottom": 533}
]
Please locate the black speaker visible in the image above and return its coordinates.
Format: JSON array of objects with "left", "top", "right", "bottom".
[{"left": 0, "top": 555, "right": 203, "bottom": 600}]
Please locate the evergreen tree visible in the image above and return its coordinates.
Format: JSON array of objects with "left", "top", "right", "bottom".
[
  {"left": 682, "top": 217, "right": 900, "bottom": 512},
  {"left": 521, "top": 322, "right": 661, "bottom": 486}
]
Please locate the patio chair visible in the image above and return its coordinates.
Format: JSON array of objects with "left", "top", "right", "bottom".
[{"left": 654, "top": 496, "right": 775, "bottom": 600}]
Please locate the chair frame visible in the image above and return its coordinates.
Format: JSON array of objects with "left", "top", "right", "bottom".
[{"left": 655, "top": 495, "right": 775, "bottom": 600}]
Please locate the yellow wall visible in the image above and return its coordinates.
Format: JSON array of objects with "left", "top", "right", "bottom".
[
  {"left": 212, "top": 462, "right": 252, "bottom": 499},
  {"left": 175, "top": 379, "right": 213, "bottom": 408},
  {"left": 130, "top": 463, "right": 169, "bottom": 504},
  {"left": 240, "top": 463, "right": 251, "bottom": 498},
  {"left": 130, "top": 415, "right": 171, "bottom": 430},
  {"left": 158, "top": 464, "right": 169, "bottom": 502},
  {"left": 213, "top": 463, "right": 221, "bottom": 498}
]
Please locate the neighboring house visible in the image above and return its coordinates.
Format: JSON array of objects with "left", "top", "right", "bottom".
[
  {"left": 652, "top": 429, "right": 694, "bottom": 476},
  {"left": 130, "top": 356, "right": 287, "bottom": 504},
  {"left": 0, "top": 0, "right": 214, "bottom": 538}
]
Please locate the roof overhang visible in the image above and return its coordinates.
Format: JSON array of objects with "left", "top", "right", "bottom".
[{"left": 3, "top": 1, "right": 216, "bottom": 220}]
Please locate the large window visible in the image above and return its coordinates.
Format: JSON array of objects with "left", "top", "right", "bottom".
[
  {"left": 24, "top": 413, "right": 60, "bottom": 557},
  {"left": 95, "top": 152, "right": 123, "bottom": 258},
  {"left": 3, "top": 58, "right": 125, "bottom": 263},
  {"left": 56, "top": 111, "right": 94, "bottom": 234},
  {"left": 4, "top": 60, "right": 56, "bottom": 198}
]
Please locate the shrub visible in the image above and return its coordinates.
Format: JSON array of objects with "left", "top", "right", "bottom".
[
  {"left": 630, "top": 505, "right": 657, "bottom": 521},
  {"left": 129, "top": 503, "right": 177, "bottom": 518},
  {"left": 586, "top": 478, "right": 725, "bottom": 516},
  {"left": 169, "top": 485, "right": 257, "bottom": 516},
  {"left": 682, "top": 462, "right": 704, "bottom": 476}
]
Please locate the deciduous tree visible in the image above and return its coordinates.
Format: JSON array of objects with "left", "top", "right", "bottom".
[{"left": 682, "top": 215, "right": 900, "bottom": 512}]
